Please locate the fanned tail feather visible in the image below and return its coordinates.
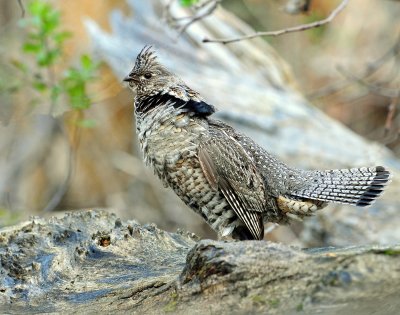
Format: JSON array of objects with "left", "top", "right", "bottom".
[{"left": 291, "top": 166, "right": 391, "bottom": 207}]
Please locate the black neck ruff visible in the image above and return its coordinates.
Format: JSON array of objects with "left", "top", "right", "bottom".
[{"left": 136, "top": 92, "right": 215, "bottom": 116}]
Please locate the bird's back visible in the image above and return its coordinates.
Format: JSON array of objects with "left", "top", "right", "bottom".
[{"left": 205, "top": 119, "right": 391, "bottom": 222}]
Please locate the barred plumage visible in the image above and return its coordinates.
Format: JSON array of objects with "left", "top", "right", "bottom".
[
  {"left": 123, "top": 46, "right": 392, "bottom": 241},
  {"left": 290, "top": 166, "right": 390, "bottom": 206}
]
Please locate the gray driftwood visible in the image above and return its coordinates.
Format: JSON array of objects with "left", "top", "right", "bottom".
[{"left": 1, "top": 210, "right": 399, "bottom": 314}]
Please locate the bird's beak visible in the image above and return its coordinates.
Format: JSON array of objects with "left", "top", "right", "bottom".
[{"left": 123, "top": 75, "right": 139, "bottom": 86}]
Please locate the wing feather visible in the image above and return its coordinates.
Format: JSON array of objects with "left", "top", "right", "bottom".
[{"left": 199, "top": 128, "right": 266, "bottom": 240}]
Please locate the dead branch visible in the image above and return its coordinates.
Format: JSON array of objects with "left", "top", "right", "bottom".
[
  {"left": 17, "top": 0, "right": 25, "bottom": 17},
  {"left": 41, "top": 149, "right": 74, "bottom": 213},
  {"left": 384, "top": 96, "right": 399, "bottom": 136},
  {"left": 42, "top": 122, "right": 76, "bottom": 213},
  {"left": 308, "top": 33, "right": 400, "bottom": 99},
  {"left": 337, "top": 66, "right": 400, "bottom": 99},
  {"left": 163, "top": 0, "right": 221, "bottom": 38},
  {"left": 202, "top": 0, "right": 348, "bottom": 44},
  {"left": 176, "top": 0, "right": 220, "bottom": 37}
]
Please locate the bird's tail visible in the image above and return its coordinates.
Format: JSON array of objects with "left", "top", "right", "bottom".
[{"left": 290, "top": 166, "right": 391, "bottom": 207}]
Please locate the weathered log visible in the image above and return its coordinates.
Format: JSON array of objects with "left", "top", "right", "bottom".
[{"left": 1, "top": 210, "right": 399, "bottom": 314}]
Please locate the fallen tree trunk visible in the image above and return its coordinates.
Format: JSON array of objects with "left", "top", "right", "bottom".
[{"left": 1, "top": 210, "right": 399, "bottom": 314}]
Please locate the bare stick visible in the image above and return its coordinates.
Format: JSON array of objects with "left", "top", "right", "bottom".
[
  {"left": 17, "top": 0, "right": 25, "bottom": 17},
  {"left": 384, "top": 97, "right": 398, "bottom": 136},
  {"left": 337, "top": 66, "right": 400, "bottom": 99},
  {"left": 176, "top": 0, "right": 220, "bottom": 37},
  {"left": 163, "top": 0, "right": 221, "bottom": 37},
  {"left": 203, "top": 0, "right": 349, "bottom": 44},
  {"left": 42, "top": 123, "right": 76, "bottom": 213},
  {"left": 308, "top": 33, "right": 400, "bottom": 99},
  {"left": 42, "top": 150, "right": 73, "bottom": 213}
]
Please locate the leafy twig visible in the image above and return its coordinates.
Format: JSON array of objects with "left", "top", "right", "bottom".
[
  {"left": 13, "top": 0, "right": 99, "bottom": 213},
  {"left": 43, "top": 36, "right": 57, "bottom": 115},
  {"left": 203, "top": 0, "right": 349, "bottom": 44}
]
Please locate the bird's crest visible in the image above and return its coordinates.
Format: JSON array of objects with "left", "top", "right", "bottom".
[{"left": 134, "top": 45, "right": 158, "bottom": 72}]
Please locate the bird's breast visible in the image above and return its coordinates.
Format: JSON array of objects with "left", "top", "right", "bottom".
[{"left": 136, "top": 109, "right": 207, "bottom": 184}]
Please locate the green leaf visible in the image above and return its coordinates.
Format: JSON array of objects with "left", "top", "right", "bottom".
[
  {"left": 81, "top": 54, "right": 93, "bottom": 71},
  {"left": 36, "top": 50, "right": 49, "bottom": 66},
  {"left": 36, "top": 49, "right": 60, "bottom": 66},
  {"left": 63, "top": 68, "right": 82, "bottom": 82},
  {"left": 180, "top": 0, "right": 199, "bottom": 7},
  {"left": 81, "top": 55, "right": 100, "bottom": 80},
  {"left": 42, "top": 10, "right": 60, "bottom": 35},
  {"left": 54, "top": 31, "right": 72, "bottom": 44},
  {"left": 33, "top": 80, "right": 47, "bottom": 92},
  {"left": 17, "top": 0, "right": 99, "bottom": 113},
  {"left": 71, "top": 94, "right": 91, "bottom": 110},
  {"left": 62, "top": 74, "right": 90, "bottom": 110},
  {"left": 61, "top": 55, "right": 99, "bottom": 111},
  {"left": 27, "top": 0, "right": 60, "bottom": 35},
  {"left": 76, "top": 119, "right": 97, "bottom": 128},
  {"left": 28, "top": 0, "right": 47, "bottom": 15},
  {"left": 23, "top": 42, "right": 41, "bottom": 53}
]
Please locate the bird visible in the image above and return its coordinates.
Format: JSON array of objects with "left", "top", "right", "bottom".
[{"left": 123, "top": 46, "right": 392, "bottom": 241}]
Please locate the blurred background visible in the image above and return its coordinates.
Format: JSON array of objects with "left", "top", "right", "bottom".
[{"left": 0, "top": 0, "right": 399, "bottom": 247}]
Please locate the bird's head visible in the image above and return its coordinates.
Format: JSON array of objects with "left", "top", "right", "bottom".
[
  {"left": 124, "top": 46, "right": 215, "bottom": 116},
  {"left": 123, "top": 46, "right": 179, "bottom": 97}
]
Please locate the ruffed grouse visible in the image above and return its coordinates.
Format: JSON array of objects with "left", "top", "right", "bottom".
[{"left": 123, "top": 46, "right": 391, "bottom": 240}]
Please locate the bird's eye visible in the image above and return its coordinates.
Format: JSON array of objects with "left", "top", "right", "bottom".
[{"left": 144, "top": 72, "right": 152, "bottom": 79}]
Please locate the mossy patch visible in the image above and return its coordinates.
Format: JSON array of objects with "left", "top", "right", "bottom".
[
  {"left": 164, "top": 292, "right": 178, "bottom": 313},
  {"left": 251, "top": 295, "right": 266, "bottom": 305},
  {"left": 375, "top": 249, "right": 400, "bottom": 256},
  {"left": 296, "top": 303, "right": 304, "bottom": 312},
  {"left": 269, "top": 298, "right": 280, "bottom": 308}
]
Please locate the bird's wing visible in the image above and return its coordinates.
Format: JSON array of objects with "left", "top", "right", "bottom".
[{"left": 198, "top": 128, "right": 265, "bottom": 240}]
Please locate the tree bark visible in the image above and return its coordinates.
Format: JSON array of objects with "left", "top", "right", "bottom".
[{"left": 1, "top": 210, "right": 399, "bottom": 314}]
